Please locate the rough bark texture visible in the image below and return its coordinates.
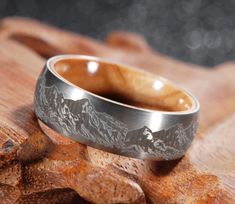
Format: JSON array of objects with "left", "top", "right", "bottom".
[{"left": 0, "top": 17, "right": 235, "bottom": 203}]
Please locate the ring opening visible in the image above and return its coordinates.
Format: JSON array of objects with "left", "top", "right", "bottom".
[{"left": 52, "top": 57, "right": 193, "bottom": 112}]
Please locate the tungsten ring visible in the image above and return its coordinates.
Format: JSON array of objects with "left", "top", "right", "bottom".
[{"left": 34, "top": 55, "right": 200, "bottom": 160}]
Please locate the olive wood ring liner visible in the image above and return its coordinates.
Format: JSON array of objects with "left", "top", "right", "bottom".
[{"left": 34, "top": 55, "right": 200, "bottom": 160}]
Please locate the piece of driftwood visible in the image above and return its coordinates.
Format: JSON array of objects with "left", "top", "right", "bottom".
[{"left": 0, "top": 17, "right": 235, "bottom": 203}]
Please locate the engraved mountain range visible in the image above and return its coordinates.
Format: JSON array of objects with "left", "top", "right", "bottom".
[
  {"left": 35, "top": 76, "right": 197, "bottom": 160},
  {"left": 36, "top": 82, "right": 128, "bottom": 147}
]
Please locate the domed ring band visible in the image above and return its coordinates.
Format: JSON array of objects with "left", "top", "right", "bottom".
[{"left": 34, "top": 55, "right": 200, "bottom": 161}]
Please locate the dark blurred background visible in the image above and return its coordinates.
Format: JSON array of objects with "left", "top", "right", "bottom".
[{"left": 1, "top": 0, "right": 235, "bottom": 67}]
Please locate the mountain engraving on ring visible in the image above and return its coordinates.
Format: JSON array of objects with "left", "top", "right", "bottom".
[{"left": 35, "top": 74, "right": 198, "bottom": 160}]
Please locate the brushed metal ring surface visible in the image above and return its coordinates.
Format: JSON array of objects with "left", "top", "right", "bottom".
[{"left": 34, "top": 55, "right": 200, "bottom": 160}]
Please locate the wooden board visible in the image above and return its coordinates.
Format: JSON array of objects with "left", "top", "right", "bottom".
[{"left": 0, "top": 17, "right": 235, "bottom": 203}]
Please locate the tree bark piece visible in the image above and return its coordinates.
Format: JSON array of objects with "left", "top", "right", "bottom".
[{"left": 0, "top": 17, "right": 234, "bottom": 203}]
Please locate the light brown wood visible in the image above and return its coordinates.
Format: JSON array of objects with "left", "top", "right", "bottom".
[
  {"left": 0, "top": 17, "right": 235, "bottom": 203},
  {"left": 54, "top": 58, "right": 193, "bottom": 111}
]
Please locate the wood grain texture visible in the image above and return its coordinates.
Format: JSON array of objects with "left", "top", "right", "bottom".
[
  {"left": 54, "top": 58, "right": 193, "bottom": 111},
  {"left": 0, "top": 17, "right": 234, "bottom": 203}
]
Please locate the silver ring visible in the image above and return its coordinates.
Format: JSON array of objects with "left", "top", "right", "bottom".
[{"left": 34, "top": 55, "right": 200, "bottom": 160}]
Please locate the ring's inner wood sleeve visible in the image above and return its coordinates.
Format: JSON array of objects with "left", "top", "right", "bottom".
[{"left": 53, "top": 58, "right": 193, "bottom": 111}]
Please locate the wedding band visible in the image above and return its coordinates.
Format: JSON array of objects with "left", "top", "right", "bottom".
[{"left": 34, "top": 55, "right": 199, "bottom": 160}]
